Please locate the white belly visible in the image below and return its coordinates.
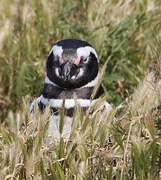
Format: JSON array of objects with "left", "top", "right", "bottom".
[{"left": 46, "top": 115, "right": 73, "bottom": 144}]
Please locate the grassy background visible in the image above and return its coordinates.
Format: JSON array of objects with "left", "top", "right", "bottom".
[{"left": 0, "top": 0, "right": 161, "bottom": 179}]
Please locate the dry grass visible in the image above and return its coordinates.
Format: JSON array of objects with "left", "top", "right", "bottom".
[{"left": 0, "top": 0, "right": 161, "bottom": 179}]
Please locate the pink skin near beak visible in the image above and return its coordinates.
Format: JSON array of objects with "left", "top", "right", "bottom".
[
  {"left": 59, "top": 57, "right": 64, "bottom": 65},
  {"left": 74, "top": 57, "right": 80, "bottom": 65},
  {"left": 59, "top": 56, "right": 80, "bottom": 65}
]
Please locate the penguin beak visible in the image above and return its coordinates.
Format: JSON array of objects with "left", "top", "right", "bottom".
[{"left": 61, "top": 62, "right": 77, "bottom": 81}]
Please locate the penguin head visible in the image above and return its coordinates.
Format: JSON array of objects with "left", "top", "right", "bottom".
[{"left": 46, "top": 39, "right": 99, "bottom": 89}]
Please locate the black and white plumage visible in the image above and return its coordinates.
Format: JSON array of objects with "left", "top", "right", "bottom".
[{"left": 30, "top": 39, "right": 111, "bottom": 143}]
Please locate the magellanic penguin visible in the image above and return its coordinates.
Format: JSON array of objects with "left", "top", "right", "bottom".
[{"left": 30, "top": 39, "right": 112, "bottom": 144}]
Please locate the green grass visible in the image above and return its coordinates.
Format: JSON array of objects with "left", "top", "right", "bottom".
[{"left": 0, "top": 0, "right": 161, "bottom": 179}]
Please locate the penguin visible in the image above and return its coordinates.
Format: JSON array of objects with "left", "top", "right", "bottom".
[{"left": 30, "top": 39, "right": 112, "bottom": 143}]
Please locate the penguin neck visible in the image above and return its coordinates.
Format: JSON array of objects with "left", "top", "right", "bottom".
[
  {"left": 42, "top": 73, "right": 103, "bottom": 99},
  {"left": 41, "top": 83, "right": 104, "bottom": 100},
  {"left": 44, "top": 73, "right": 100, "bottom": 89}
]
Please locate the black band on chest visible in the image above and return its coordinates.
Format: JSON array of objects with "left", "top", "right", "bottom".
[
  {"left": 38, "top": 102, "right": 88, "bottom": 117},
  {"left": 50, "top": 107, "right": 88, "bottom": 117},
  {"left": 41, "top": 83, "right": 104, "bottom": 99},
  {"left": 38, "top": 83, "right": 105, "bottom": 116}
]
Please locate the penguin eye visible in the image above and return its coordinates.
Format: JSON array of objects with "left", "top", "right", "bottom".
[{"left": 82, "top": 57, "right": 90, "bottom": 63}]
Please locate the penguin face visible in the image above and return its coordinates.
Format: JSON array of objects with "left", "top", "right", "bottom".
[{"left": 46, "top": 39, "right": 99, "bottom": 89}]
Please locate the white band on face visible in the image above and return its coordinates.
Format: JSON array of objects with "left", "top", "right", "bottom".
[
  {"left": 49, "top": 45, "right": 63, "bottom": 57},
  {"left": 49, "top": 45, "right": 98, "bottom": 60},
  {"left": 77, "top": 46, "right": 98, "bottom": 59}
]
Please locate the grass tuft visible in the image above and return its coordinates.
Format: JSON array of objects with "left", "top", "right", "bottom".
[{"left": 0, "top": 0, "right": 161, "bottom": 179}]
